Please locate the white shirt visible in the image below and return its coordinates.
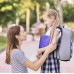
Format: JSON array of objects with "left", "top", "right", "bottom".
[{"left": 45, "top": 27, "right": 61, "bottom": 42}]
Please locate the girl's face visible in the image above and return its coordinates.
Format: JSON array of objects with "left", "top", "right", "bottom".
[
  {"left": 43, "top": 15, "right": 55, "bottom": 27},
  {"left": 16, "top": 26, "right": 27, "bottom": 41}
]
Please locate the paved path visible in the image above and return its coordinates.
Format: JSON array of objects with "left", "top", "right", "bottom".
[{"left": 0, "top": 40, "right": 74, "bottom": 73}]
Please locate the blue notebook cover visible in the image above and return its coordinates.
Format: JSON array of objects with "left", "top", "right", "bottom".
[{"left": 39, "top": 34, "right": 50, "bottom": 48}]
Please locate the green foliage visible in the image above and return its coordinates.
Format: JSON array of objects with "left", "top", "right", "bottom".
[
  {"left": 0, "top": 0, "right": 20, "bottom": 25},
  {"left": 73, "top": 31, "right": 74, "bottom": 42},
  {"left": 64, "top": 22, "right": 74, "bottom": 28},
  {"left": 0, "top": 0, "right": 55, "bottom": 26},
  {"left": 63, "top": 4, "right": 74, "bottom": 22},
  {"left": 0, "top": 36, "right": 6, "bottom": 52},
  {"left": 0, "top": 0, "right": 74, "bottom": 28},
  {"left": 64, "top": 22, "right": 74, "bottom": 42}
]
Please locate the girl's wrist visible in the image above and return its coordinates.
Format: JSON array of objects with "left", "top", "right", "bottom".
[{"left": 44, "top": 52, "right": 49, "bottom": 57}]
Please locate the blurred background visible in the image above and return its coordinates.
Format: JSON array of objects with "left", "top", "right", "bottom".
[{"left": 0, "top": 0, "right": 74, "bottom": 73}]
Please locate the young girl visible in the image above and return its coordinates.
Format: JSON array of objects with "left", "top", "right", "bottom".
[
  {"left": 5, "top": 25, "right": 56, "bottom": 73},
  {"left": 37, "top": 9, "right": 62, "bottom": 73}
]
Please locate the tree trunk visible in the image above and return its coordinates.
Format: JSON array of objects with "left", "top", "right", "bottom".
[
  {"left": 46, "top": 1, "right": 50, "bottom": 10},
  {"left": 26, "top": 0, "right": 30, "bottom": 33},
  {"left": 16, "top": 18, "right": 19, "bottom": 25},
  {"left": 36, "top": 3, "right": 40, "bottom": 23},
  {"left": 54, "top": 0, "right": 63, "bottom": 26}
]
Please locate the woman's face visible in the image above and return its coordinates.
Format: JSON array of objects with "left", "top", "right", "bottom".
[
  {"left": 16, "top": 26, "right": 27, "bottom": 41},
  {"left": 43, "top": 15, "right": 55, "bottom": 27}
]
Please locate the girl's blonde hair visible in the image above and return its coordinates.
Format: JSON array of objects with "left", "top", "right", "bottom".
[
  {"left": 43, "top": 9, "right": 60, "bottom": 43},
  {"left": 43, "top": 9, "right": 60, "bottom": 27}
]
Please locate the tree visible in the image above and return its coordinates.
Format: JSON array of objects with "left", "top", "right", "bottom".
[
  {"left": 0, "top": 0, "right": 20, "bottom": 26},
  {"left": 26, "top": 0, "right": 31, "bottom": 33},
  {"left": 36, "top": 2, "right": 40, "bottom": 23},
  {"left": 63, "top": 4, "right": 74, "bottom": 22},
  {"left": 54, "top": 0, "right": 63, "bottom": 25}
]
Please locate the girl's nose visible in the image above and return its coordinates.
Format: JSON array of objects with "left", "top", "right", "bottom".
[
  {"left": 24, "top": 32, "right": 27, "bottom": 38},
  {"left": 24, "top": 32, "right": 27, "bottom": 35}
]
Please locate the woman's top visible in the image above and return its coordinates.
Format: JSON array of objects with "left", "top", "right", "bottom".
[{"left": 10, "top": 49, "right": 28, "bottom": 73}]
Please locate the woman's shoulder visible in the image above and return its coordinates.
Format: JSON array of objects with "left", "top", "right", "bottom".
[{"left": 11, "top": 49, "right": 23, "bottom": 55}]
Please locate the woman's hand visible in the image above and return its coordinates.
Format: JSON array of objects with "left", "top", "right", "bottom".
[
  {"left": 37, "top": 42, "right": 56, "bottom": 59},
  {"left": 37, "top": 49, "right": 43, "bottom": 55},
  {"left": 36, "top": 48, "right": 43, "bottom": 59},
  {"left": 37, "top": 49, "right": 42, "bottom": 59}
]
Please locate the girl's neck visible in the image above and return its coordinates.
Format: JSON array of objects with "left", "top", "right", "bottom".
[
  {"left": 48, "top": 24, "right": 56, "bottom": 30},
  {"left": 48, "top": 24, "right": 52, "bottom": 28}
]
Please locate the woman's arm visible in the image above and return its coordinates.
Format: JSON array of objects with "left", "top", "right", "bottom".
[
  {"left": 22, "top": 53, "right": 48, "bottom": 71},
  {"left": 22, "top": 43, "right": 56, "bottom": 71},
  {"left": 33, "top": 59, "right": 38, "bottom": 63}
]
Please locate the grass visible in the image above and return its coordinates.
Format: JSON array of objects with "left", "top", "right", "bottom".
[
  {"left": 72, "top": 31, "right": 74, "bottom": 42},
  {"left": 0, "top": 36, "right": 6, "bottom": 52},
  {"left": 65, "top": 22, "right": 74, "bottom": 28}
]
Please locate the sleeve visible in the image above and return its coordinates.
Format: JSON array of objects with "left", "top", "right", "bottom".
[
  {"left": 56, "top": 28, "right": 62, "bottom": 40},
  {"left": 14, "top": 50, "right": 28, "bottom": 64}
]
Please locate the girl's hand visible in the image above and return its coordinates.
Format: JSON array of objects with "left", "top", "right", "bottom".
[{"left": 36, "top": 53, "right": 42, "bottom": 59}]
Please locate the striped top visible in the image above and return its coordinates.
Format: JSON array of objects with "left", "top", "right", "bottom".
[{"left": 10, "top": 49, "right": 28, "bottom": 73}]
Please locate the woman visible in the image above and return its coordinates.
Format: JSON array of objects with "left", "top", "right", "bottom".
[
  {"left": 5, "top": 25, "right": 56, "bottom": 73},
  {"left": 37, "top": 9, "right": 62, "bottom": 73}
]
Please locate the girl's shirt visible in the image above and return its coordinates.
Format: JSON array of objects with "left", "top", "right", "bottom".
[
  {"left": 45, "top": 27, "right": 61, "bottom": 43},
  {"left": 10, "top": 49, "right": 28, "bottom": 73}
]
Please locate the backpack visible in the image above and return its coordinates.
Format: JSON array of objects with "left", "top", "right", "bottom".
[
  {"left": 57, "top": 26, "right": 73, "bottom": 61},
  {"left": 39, "top": 26, "right": 73, "bottom": 61}
]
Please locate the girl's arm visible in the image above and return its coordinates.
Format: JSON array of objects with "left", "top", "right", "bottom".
[
  {"left": 37, "top": 29, "right": 59, "bottom": 54},
  {"left": 22, "top": 43, "right": 56, "bottom": 71},
  {"left": 51, "top": 29, "right": 59, "bottom": 45}
]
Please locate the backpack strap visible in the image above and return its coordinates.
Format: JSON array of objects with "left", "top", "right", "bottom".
[
  {"left": 56, "top": 26, "right": 62, "bottom": 34},
  {"left": 56, "top": 26, "right": 63, "bottom": 39},
  {"left": 56, "top": 26, "right": 63, "bottom": 48}
]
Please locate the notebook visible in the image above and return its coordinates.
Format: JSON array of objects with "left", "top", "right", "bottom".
[{"left": 39, "top": 34, "right": 50, "bottom": 48}]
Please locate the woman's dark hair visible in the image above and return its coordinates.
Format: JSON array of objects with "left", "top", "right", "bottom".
[{"left": 6, "top": 26, "right": 20, "bottom": 64}]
